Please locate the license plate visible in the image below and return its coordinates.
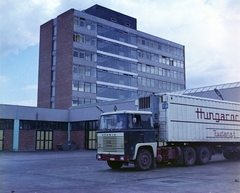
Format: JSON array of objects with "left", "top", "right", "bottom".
[{"left": 110, "top": 158, "right": 115, "bottom": 161}]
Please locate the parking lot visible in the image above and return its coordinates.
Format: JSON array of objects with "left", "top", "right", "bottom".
[{"left": 0, "top": 150, "right": 240, "bottom": 193}]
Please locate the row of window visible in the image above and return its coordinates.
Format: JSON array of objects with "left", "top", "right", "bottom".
[
  {"left": 138, "top": 63, "right": 184, "bottom": 80},
  {"left": 72, "top": 97, "right": 97, "bottom": 107},
  {"left": 73, "top": 33, "right": 97, "bottom": 46},
  {"left": 73, "top": 16, "right": 184, "bottom": 57},
  {"left": 138, "top": 50, "right": 184, "bottom": 68},
  {"left": 0, "top": 119, "right": 13, "bottom": 130},
  {"left": 73, "top": 45, "right": 183, "bottom": 71},
  {"left": 73, "top": 64, "right": 96, "bottom": 77},
  {"left": 98, "top": 54, "right": 137, "bottom": 72},
  {"left": 98, "top": 39, "right": 137, "bottom": 59},
  {"left": 20, "top": 121, "right": 68, "bottom": 131},
  {"left": 71, "top": 120, "right": 97, "bottom": 131},
  {"left": 98, "top": 24, "right": 137, "bottom": 45},
  {"left": 97, "top": 85, "right": 137, "bottom": 100},
  {"left": 72, "top": 81, "right": 96, "bottom": 93},
  {"left": 138, "top": 77, "right": 184, "bottom": 91},
  {"left": 74, "top": 17, "right": 97, "bottom": 31},
  {"left": 72, "top": 63, "right": 183, "bottom": 86},
  {"left": 138, "top": 37, "right": 184, "bottom": 57},
  {"left": 71, "top": 82, "right": 184, "bottom": 104},
  {"left": 73, "top": 48, "right": 97, "bottom": 62},
  {"left": 97, "top": 69, "right": 137, "bottom": 87}
]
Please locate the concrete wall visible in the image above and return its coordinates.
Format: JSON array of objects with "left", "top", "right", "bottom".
[{"left": 0, "top": 105, "right": 69, "bottom": 122}]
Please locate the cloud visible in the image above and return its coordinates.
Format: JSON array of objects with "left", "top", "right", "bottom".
[
  {"left": 21, "top": 84, "right": 37, "bottom": 91},
  {"left": 0, "top": 0, "right": 61, "bottom": 56},
  {"left": 0, "top": 0, "right": 239, "bottom": 93},
  {"left": 0, "top": 75, "right": 9, "bottom": 83}
]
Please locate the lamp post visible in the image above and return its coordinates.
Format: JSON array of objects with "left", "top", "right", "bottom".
[{"left": 214, "top": 88, "right": 224, "bottom": 100}]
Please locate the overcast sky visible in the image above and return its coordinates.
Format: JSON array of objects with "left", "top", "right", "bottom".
[{"left": 0, "top": 0, "right": 239, "bottom": 106}]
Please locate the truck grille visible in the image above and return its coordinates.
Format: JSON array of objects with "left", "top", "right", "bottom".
[{"left": 97, "top": 132, "right": 124, "bottom": 154}]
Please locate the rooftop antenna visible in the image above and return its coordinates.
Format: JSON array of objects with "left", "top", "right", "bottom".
[{"left": 214, "top": 88, "right": 224, "bottom": 100}]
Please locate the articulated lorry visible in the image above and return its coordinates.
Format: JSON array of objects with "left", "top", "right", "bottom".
[{"left": 96, "top": 93, "right": 240, "bottom": 170}]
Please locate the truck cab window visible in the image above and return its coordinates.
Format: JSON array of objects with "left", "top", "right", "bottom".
[
  {"left": 99, "top": 114, "right": 127, "bottom": 130},
  {"left": 133, "top": 114, "right": 142, "bottom": 128}
]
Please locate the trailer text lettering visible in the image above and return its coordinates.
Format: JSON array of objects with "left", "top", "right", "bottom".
[{"left": 196, "top": 108, "right": 240, "bottom": 122}]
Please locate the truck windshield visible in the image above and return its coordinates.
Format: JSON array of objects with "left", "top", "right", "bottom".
[{"left": 99, "top": 114, "right": 127, "bottom": 130}]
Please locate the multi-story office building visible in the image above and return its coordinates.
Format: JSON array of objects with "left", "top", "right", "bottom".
[{"left": 37, "top": 4, "right": 185, "bottom": 109}]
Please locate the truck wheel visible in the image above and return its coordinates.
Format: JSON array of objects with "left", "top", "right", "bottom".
[
  {"left": 223, "top": 152, "right": 236, "bottom": 159},
  {"left": 196, "top": 146, "right": 210, "bottom": 165},
  {"left": 135, "top": 149, "right": 153, "bottom": 171},
  {"left": 174, "top": 154, "right": 184, "bottom": 166},
  {"left": 107, "top": 161, "right": 123, "bottom": 169},
  {"left": 183, "top": 146, "right": 196, "bottom": 166}
]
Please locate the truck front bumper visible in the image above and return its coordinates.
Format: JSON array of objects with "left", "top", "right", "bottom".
[{"left": 96, "top": 154, "right": 130, "bottom": 162}]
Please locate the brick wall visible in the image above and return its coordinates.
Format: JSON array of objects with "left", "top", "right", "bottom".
[
  {"left": 55, "top": 9, "right": 74, "bottom": 109},
  {"left": 70, "top": 131, "right": 85, "bottom": 149},
  {"left": 3, "top": 130, "right": 13, "bottom": 151},
  {"left": 37, "top": 19, "right": 54, "bottom": 108},
  {"left": 53, "top": 130, "right": 68, "bottom": 150},
  {"left": 19, "top": 130, "right": 35, "bottom": 151}
]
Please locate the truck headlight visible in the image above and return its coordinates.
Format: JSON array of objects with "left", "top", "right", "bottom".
[
  {"left": 97, "top": 154, "right": 101, "bottom": 160},
  {"left": 120, "top": 156, "right": 124, "bottom": 161}
]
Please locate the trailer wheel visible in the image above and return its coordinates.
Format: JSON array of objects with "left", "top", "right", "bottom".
[
  {"left": 107, "top": 161, "right": 123, "bottom": 169},
  {"left": 135, "top": 149, "right": 153, "bottom": 171},
  {"left": 196, "top": 146, "right": 210, "bottom": 165},
  {"left": 183, "top": 146, "right": 196, "bottom": 166}
]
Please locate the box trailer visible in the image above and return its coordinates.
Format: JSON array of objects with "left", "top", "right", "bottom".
[{"left": 96, "top": 93, "right": 240, "bottom": 170}]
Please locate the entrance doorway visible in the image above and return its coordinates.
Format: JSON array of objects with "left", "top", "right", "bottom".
[
  {"left": 36, "top": 130, "right": 53, "bottom": 150},
  {"left": 85, "top": 121, "right": 97, "bottom": 150}
]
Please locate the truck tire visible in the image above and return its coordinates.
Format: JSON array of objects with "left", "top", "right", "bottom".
[
  {"left": 196, "top": 146, "right": 210, "bottom": 165},
  {"left": 107, "top": 161, "right": 123, "bottom": 169},
  {"left": 135, "top": 149, "right": 153, "bottom": 171},
  {"left": 223, "top": 152, "right": 236, "bottom": 159},
  {"left": 183, "top": 146, "right": 196, "bottom": 166}
]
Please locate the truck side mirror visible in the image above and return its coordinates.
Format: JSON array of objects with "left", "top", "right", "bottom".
[{"left": 133, "top": 117, "right": 137, "bottom": 123}]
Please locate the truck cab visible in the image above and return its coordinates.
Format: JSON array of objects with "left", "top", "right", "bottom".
[{"left": 96, "top": 110, "right": 157, "bottom": 170}]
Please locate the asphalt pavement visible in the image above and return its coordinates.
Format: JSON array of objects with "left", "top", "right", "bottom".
[{"left": 0, "top": 150, "right": 240, "bottom": 193}]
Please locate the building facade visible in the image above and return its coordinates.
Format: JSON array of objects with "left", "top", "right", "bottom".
[
  {"left": 1, "top": 81, "right": 240, "bottom": 151},
  {"left": 37, "top": 4, "right": 185, "bottom": 109}
]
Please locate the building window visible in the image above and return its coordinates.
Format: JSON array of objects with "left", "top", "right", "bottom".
[
  {"left": 73, "top": 64, "right": 96, "bottom": 78},
  {"left": 73, "top": 65, "right": 78, "bottom": 74},
  {"left": 80, "top": 18, "right": 85, "bottom": 27},
  {"left": 97, "top": 39, "right": 137, "bottom": 59},
  {"left": 74, "top": 17, "right": 97, "bottom": 31},
  {"left": 79, "top": 82, "right": 84, "bottom": 92},
  {"left": 73, "top": 33, "right": 96, "bottom": 46},
  {"left": 53, "top": 41, "right": 56, "bottom": 51},
  {"left": 72, "top": 80, "right": 97, "bottom": 93},
  {"left": 51, "top": 86, "right": 55, "bottom": 97},
  {"left": 52, "top": 55, "right": 56, "bottom": 66},
  {"left": 73, "top": 48, "right": 97, "bottom": 62},
  {"left": 79, "top": 66, "right": 85, "bottom": 75},
  {"left": 72, "top": 81, "right": 78, "bottom": 91},
  {"left": 91, "top": 84, "right": 96, "bottom": 93},
  {"left": 53, "top": 25, "right": 57, "bottom": 36},
  {"left": 85, "top": 82, "right": 91, "bottom": 92},
  {"left": 51, "top": 70, "right": 56, "bottom": 81}
]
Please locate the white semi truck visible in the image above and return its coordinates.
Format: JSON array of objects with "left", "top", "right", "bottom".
[{"left": 96, "top": 93, "right": 240, "bottom": 170}]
